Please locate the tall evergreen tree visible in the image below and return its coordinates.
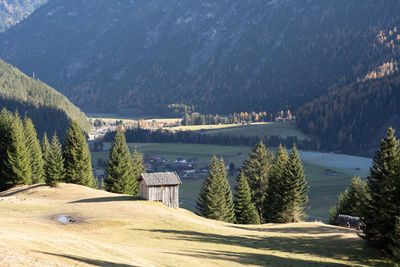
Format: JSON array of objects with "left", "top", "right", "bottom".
[
  {"left": 264, "top": 144, "right": 289, "bottom": 223},
  {"left": 44, "top": 132, "right": 65, "bottom": 186},
  {"left": 131, "top": 149, "right": 145, "bottom": 196},
  {"left": 23, "top": 118, "right": 44, "bottom": 184},
  {"left": 234, "top": 172, "right": 260, "bottom": 224},
  {"left": 105, "top": 129, "right": 138, "bottom": 195},
  {"left": 219, "top": 158, "right": 235, "bottom": 223},
  {"left": 280, "top": 144, "right": 309, "bottom": 223},
  {"left": 63, "top": 120, "right": 93, "bottom": 187},
  {"left": 329, "top": 177, "right": 367, "bottom": 225},
  {"left": 362, "top": 127, "right": 400, "bottom": 258},
  {"left": 241, "top": 141, "right": 274, "bottom": 222},
  {"left": 0, "top": 108, "right": 14, "bottom": 190},
  {"left": 197, "top": 156, "right": 235, "bottom": 222},
  {"left": 6, "top": 112, "right": 32, "bottom": 186},
  {"left": 41, "top": 133, "right": 51, "bottom": 179}
]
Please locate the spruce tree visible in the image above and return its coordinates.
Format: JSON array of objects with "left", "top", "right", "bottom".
[
  {"left": 280, "top": 144, "right": 309, "bottom": 223},
  {"left": 131, "top": 149, "right": 145, "bottom": 195},
  {"left": 42, "top": 133, "right": 51, "bottom": 181},
  {"left": 234, "top": 172, "right": 260, "bottom": 224},
  {"left": 63, "top": 120, "right": 94, "bottom": 187},
  {"left": 44, "top": 132, "right": 65, "bottom": 186},
  {"left": 219, "top": 158, "right": 235, "bottom": 223},
  {"left": 362, "top": 127, "right": 400, "bottom": 257},
  {"left": 264, "top": 144, "right": 289, "bottom": 223},
  {"left": 105, "top": 129, "right": 137, "bottom": 195},
  {"left": 6, "top": 112, "right": 32, "bottom": 186},
  {"left": 197, "top": 156, "right": 234, "bottom": 222},
  {"left": 241, "top": 141, "right": 274, "bottom": 222},
  {"left": 329, "top": 177, "right": 366, "bottom": 225},
  {"left": 23, "top": 118, "right": 44, "bottom": 184},
  {"left": 0, "top": 109, "right": 14, "bottom": 190}
]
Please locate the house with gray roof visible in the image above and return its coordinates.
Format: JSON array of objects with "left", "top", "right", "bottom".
[{"left": 137, "top": 172, "right": 182, "bottom": 208}]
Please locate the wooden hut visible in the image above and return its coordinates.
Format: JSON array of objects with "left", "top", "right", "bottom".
[{"left": 137, "top": 172, "right": 182, "bottom": 208}]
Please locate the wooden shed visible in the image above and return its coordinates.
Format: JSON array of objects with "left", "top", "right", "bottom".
[{"left": 137, "top": 172, "right": 182, "bottom": 208}]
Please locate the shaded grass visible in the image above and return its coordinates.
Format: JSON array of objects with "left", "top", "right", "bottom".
[{"left": 0, "top": 184, "right": 391, "bottom": 266}]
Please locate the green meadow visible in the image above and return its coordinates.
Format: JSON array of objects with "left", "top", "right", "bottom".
[{"left": 92, "top": 142, "right": 371, "bottom": 219}]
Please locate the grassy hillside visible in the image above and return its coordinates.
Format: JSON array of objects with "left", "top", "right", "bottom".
[
  {"left": 0, "top": 184, "right": 390, "bottom": 266},
  {"left": 0, "top": 59, "right": 90, "bottom": 134}
]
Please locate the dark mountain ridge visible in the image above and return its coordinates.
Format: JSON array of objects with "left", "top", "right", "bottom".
[{"left": 1, "top": 0, "right": 400, "bottom": 115}]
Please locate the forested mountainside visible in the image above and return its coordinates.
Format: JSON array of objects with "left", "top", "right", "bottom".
[
  {"left": 297, "top": 72, "right": 400, "bottom": 156},
  {"left": 297, "top": 26, "right": 400, "bottom": 156},
  {"left": 0, "top": 0, "right": 399, "bottom": 115},
  {"left": 0, "top": 0, "right": 47, "bottom": 32},
  {"left": 0, "top": 59, "right": 90, "bottom": 137}
]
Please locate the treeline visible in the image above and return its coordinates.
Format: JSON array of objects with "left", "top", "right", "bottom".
[
  {"left": 0, "top": 98, "right": 72, "bottom": 140},
  {"left": 197, "top": 141, "right": 309, "bottom": 224},
  {"left": 0, "top": 109, "right": 93, "bottom": 191},
  {"left": 329, "top": 128, "right": 400, "bottom": 261},
  {"left": 181, "top": 111, "right": 278, "bottom": 126},
  {"left": 297, "top": 66, "right": 400, "bottom": 156},
  {"left": 0, "top": 108, "right": 146, "bottom": 197},
  {"left": 103, "top": 128, "right": 318, "bottom": 151}
]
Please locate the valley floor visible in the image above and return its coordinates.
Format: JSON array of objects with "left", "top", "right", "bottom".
[{"left": 0, "top": 184, "right": 390, "bottom": 266}]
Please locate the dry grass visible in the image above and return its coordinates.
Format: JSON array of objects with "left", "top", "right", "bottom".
[{"left": 0, "top": 184, "right": 391, "bottom": 266}]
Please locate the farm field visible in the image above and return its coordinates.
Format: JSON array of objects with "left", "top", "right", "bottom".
[
  {"left": 0, "top": 184, "right": 390, "bottom": 266},
  {"left": 168, "top": 122, "right": 310, "bottom": 141},
  {"left": 92, "top": 143, "right": 371, "bottom": 219}
]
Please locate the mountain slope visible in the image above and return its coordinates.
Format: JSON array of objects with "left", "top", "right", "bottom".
[
  {"left": 0, "top": 0, "right": 47, "bottom": 32},
  {"left": 297, "top": 72, "right": 400, "bottom": 156},
  {"left": 1, "top": 0, "right": 400, "bottom": 115},
  {"left": 0, "top": 183, "right": 390, "bottom": 266},
  {"left": 0, "top": 59, "right": 90, "bottom": 136}
]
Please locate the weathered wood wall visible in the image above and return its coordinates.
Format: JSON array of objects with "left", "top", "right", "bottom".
[{"left": 139, "top": 181, "right": 180, "bottom": 208}]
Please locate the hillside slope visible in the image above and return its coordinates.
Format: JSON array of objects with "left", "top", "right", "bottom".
[
  {"left": 297, "top": 72, "right": 400, "bottom": 156},
  {"left": 0, "top": 0, "right": 399, "bottom": 115},
  {"left": 0, "top": 59, "right": 90, "bottom": 136},
  {"left": 0, "top": 183, "right": 390, "bottom": 266},
  {"left": 0, "top": 0, "right": 47, "bottom": 32}
]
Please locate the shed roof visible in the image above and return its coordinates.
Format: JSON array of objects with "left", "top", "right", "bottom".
[{"left": 138, "top": 172, "right": 182, "bottom": 186}]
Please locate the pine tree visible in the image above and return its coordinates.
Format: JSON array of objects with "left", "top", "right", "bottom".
[
  {"left": 0, "top": 108, "right": 14, "bottom": 190},
  {"left": 63, "top": 120, "right": 94, "bottom": 187},
  {"left": 280, "top": 144, "right": 309, "bottom": 223},
  {"left": 241, "top": 141, "right": 274, "bottom": 222},
  {"left": 329, "top": 177, "right": 366, "bottom": 225},
  {"left": 6, "top": 112, "right": 32, "bottom": 186},
  {"left": 362, "top": 127, "right": 400, "bottom": 256},
  {"left": 131, "top": 149, "right": 145, "bottom": 195},
  {"left": 42, "top": 133, "right": 51, "bottom": 180},
  {"left": 234, "top": 172, "right": 260, "bottom": 224},
  {"left": 264, "top": 144, "right": 289, "bottom": 223},
  {"left": 44, "top": 132, "right": 65, "bottom": 186},
  {"left": 197, "top": 156, "right": 235, "bottom": 222},
  {"left": 105, "top": 129, "right": 137, "bottom": 195},
  {"left": 23, "top": 118, "right": 44, "bottom": 184},
  {"left": 219, "top": 158, "right": 235, "bottom": 223}
]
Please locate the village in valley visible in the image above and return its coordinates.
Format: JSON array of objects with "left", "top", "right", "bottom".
[{"left": 87, "top": 111, "right": 297, "bottom": 182}]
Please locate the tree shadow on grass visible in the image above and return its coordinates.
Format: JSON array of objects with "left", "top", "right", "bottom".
[
  {"left": 134, "top": 228, "right": 389, "bottom": 266},
  {"left": 230, "top": 224, "right": 357, "bottom": 235},
  {"left": 35, "top": 251, "right": 138, "bottom": 267},
  {"left": 164, "top": 249, "right": 350, "bottom": 266},
  {"left": 69, "top": 196, "right": 142, "bottom": 203},
  {"left": 0, "top": 184, "right": 46, "bottom": 197}
]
